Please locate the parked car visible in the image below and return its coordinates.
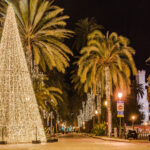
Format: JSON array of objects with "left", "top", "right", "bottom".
[{"left": 126, "top": 130, "right": 138, "bottom": 139}]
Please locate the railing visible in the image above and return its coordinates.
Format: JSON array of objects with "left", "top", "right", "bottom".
[{"left": 138, "top": 132, "right": 150, "bottom": 140}]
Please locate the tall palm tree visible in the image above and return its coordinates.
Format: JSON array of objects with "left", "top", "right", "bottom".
[
  {"left": 77, "top": 30, "right": 137, "bottom": 137},
  {"left": 0, "top": 0, "right": 73, "bottom": 73},
  {"left": 72, "top": 19, "right": 102, "bottom": 124},
  {"left": 73, "top": 17, "right": 102, "bottom": 52},
  {"left": 71, "top": 18, "right": 102, "bottom": 94}
]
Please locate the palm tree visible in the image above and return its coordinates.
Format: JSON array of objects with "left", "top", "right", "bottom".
[
  {"left": 146, "top": 57, "right": 150, "bottom": 102},
  {"left": 0, "top": 0, "right": 7, "bottom": 36},
  {"left": 71, "top": 18, "right": 102, "bottom": 94},
  {"left": 146, "top": 57, "right": 150, "bottom": 65},
  {"left": 0, "top": 0, "right": 73, "bottom": 73},
  {"left": 33, "top": 74, "right": 63, "bottom": 111},
  {"left": 77, "top": 30, "right": 137, "bottom": 137},
  {"left": 73, "top": 17, "right": 102, "bottom": 52},
  {"left": 71, "top": 66, "right": 86, "bottom": 94},
  {"left": 130, "top": 80, "right": 144, "bottom": 99}
]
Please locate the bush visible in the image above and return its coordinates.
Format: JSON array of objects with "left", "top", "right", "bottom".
[{"left": 91, "top": 123, "right": 107, "bottom": 136}]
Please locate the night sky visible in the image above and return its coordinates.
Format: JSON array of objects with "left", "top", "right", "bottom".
[{"left": 56, "top": 0, "right": 150, "bottom": 75}]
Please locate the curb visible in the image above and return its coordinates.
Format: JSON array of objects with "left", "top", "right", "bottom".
[
  {"left": 82, "top": 133, "right": 150, "bottom": 143},
  {"left": 92, "top": 136, "right": 130, "bottom": 143}
]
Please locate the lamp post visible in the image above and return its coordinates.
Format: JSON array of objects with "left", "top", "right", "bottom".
[
  {"left": 83, "top": 121, "right": 85, "bottom": 130},
  {"left": 95, "top": 110, "right": 100, "bottom": 124},
  {"left": 117, "top": 92, "right": 123, "bottom": 138},
  {"left": 144, "top": 122, "right": 148, "bottom": 131},
  {"left": 131, "top": 115, "right": 135, "bottom": 130}
]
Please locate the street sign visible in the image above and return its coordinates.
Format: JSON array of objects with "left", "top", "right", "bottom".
[
  {"left": 117, "top": 101, "right": 124, "bottom": 111},
  {"left": 117, "top": 111, "right": 124, "bottom": 117},
  {"left": 117, "top": 101, "right": 124, "bottom": 117}
]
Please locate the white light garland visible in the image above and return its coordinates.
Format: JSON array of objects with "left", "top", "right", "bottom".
[
  {"left": 0, "top": 5, "right": 46, "bottom": 143},
  {"left": 77, "top": 92, "right": 96, "bottom": 128}
]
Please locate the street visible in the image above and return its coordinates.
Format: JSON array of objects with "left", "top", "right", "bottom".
[{"left": 0, "top": 134, "right": 150, "bottom": 150}]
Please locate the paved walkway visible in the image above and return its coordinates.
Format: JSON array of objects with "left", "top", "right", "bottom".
[{"left": 0, "top": 134, "right": 150, "bottom": 150}]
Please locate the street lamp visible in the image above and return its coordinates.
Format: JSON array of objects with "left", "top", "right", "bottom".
[
  {"left": 131, "top": 115, "right": 136, "bottom": 130},
  {"left": 144, "top": 122, "right": 148, "bottom": 131},
  {"left": 95, "top": 110, "right": 100, "bottom": 124},
  {"left": 118, "top": 92, "right": 123, "bottom": 99},
  {"left": 144, "top": 122, "right": 148, "bottom": 126},
  {"left": 117, "top": 92, "right": 123, "bottom": 138},
  {"left": 104, "top": 101, "right": 108, "bottom": 107},
  {"left": 83, "top": 121, "right": 85, "bottom": 129},
  {"left": 95, "top": 110, "right": 98, "bottom": 115}
]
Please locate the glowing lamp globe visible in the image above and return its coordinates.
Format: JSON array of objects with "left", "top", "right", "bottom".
[
  {"left": 95, "top": 110, "right": 98, "bottom": 115},
  {"left": 132, "top": 116, "right": 135, "bottom": 120},
  {"left": 104, "top": 101, "right": 108, "bottom": 106},
  {"left": 118, "top": 92, "right": 123, "bottom": 99}
]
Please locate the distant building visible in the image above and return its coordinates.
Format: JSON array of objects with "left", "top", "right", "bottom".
[
  {"left": 136, "top": 70, "right": 149, "bottom": 124},
  {"left": 147, "top": 75, "right": 150, "bottom": 103}
]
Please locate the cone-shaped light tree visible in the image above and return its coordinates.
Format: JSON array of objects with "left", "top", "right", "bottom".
[{"left": 0, "top": 4, "right": 46, "bottom": 143}]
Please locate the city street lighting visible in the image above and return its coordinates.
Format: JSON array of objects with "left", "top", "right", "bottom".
[
  {"left": 83, "top": 121, "right": 85, "bottom": 129},
  {"left": 95, "top": 110, "right": 98, "bottom": 115},
  {"left": 144, "top": 122, "right": 148, "bottom": 126},
  {"left": 118, "top": 92, "right": 123, "bottom": 99},
  {"left": 95, "top": 110, "right": 100, "bottom": 124},
  {"left": 132, "top": 115, "right": 135, "bottom": 120},
  {"left": 131, "top": 115, "right": 136, "bottom": 130},
  {"left": 104, "top": 101, "right": 108, "bottom": 106},
  {"left": 117, "top": 92, "right": 123, "bottom": 137},
  {"left": 144, "top": 122, "right": 148, "bottom": 131}
]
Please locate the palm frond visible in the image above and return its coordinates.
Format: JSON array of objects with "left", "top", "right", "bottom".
[{"left": 0, "top": 0, "right": 73, "bottom": 73}]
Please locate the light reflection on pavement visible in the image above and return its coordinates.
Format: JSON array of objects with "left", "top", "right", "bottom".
[{"left": 0, "top": 134, "right": 150, "bottom": 150}]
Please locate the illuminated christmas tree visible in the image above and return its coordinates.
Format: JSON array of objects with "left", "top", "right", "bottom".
[{"left": 0, "top": 4, "right": 46, "bottom": 143}]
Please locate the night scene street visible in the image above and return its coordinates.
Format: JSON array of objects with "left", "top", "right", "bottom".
[{"left": 0, "top": 0, "right": 150, "bottom": 149}]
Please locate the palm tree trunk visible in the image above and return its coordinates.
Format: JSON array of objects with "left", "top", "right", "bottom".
[
  {"left": 26, "top": 38, "right": 33, "bottom": 73},
  {"left": 105, "top": 67, "right": 112, "bottom": 137},
  {"left": 26, "top": 38, "right": 39, "bottom": 79},
  {"left": 97, "top": 82, "right": 101, "bottom": 124}
]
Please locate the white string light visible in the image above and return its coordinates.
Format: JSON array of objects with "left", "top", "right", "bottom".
[{"left": 77, "top": 92, "right": 96, "bottom": 128}]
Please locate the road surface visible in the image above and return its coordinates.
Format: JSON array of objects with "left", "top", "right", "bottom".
[{"left": 0, "top": 133, "right": 150, "bottom": 150}]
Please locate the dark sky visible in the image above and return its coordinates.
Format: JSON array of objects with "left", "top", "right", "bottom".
[{"left": 56, "top": 0, "right": 150, "bottom": 75}]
